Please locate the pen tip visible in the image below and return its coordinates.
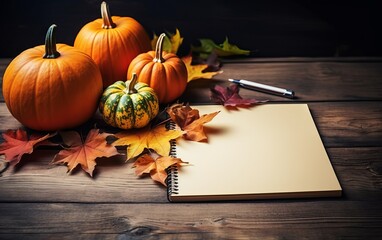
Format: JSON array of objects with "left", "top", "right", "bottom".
[{"left": 228, "top": 79, "right": 234, "bottom": 82}]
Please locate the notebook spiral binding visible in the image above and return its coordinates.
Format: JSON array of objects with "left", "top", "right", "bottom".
[{"left": 166, "top": 121, "right": 179, "bottom": 200}]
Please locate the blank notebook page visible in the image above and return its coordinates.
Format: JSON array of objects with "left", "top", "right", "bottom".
[{"left": 168, "top": 104, "right": 342, "bottom": 202}]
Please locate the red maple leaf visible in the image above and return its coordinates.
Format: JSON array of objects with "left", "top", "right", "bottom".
[
  {"left": 52, "top": 129, "right": 120, "bottom": 176},
  {"left": 0, "top": 129, "right": 56, "bottom": 165},
  {"left": 210, "top": 84, "right": 267, "bottom": 107}
]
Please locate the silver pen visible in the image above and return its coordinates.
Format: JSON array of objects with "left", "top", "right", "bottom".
[{"left": 228, "top": 79, "right": 295, "bottom": 98}]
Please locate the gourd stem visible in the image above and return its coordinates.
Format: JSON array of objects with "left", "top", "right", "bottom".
[
  {"left": 43, "top": 24, "right": 61, "bottom": 59},
  {"left": 153, "top": 33, "right": 166, "bottom": 63},
  {"left": 128, "top": 73, "right": 138, "bottom": 94},
  {"left": 101, "top": 1, "right": 116, "bottom": 29}
]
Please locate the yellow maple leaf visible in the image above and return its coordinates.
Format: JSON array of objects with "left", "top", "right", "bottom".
[
  {"left": 133, "top": 154, "right": 185, "bottom": 186},
  {"left": 151, "top": 28, "right": 183, "bottom": 54},
  {"left": 113, "top": 124, "right": 183, "bottom": 160},
  {"left": 169, "top": 28, "right": 184, "bottom": 54},
  {"left": 181, "top": 54, "right": 222, "bottom": 82}
]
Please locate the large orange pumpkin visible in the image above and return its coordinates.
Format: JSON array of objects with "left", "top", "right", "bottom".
[
  {"left": 74, "top": 1, "right": 151, "bottom": 87},
  {"left": 2, "top": 24, "right": 103, "bottom": 131},
  {"left": 127, "top": 33, "right": 188, "bottom": 104}
]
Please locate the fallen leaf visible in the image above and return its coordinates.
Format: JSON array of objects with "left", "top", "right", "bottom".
[
  {"left": 191, "top": 52, "right": 222, "bottom": 72},
  {"left": 192, "top": 37, "right": 250, "bottom": 59},
  {"left": 133, "top": 153, "right": 184, "bottom": 186},
  {"left": 113, "top": 124, "right": 183, "bottom": 160},
  {"left": 182, "top": 54, "right": 222, "bottom": 82},
  {"left": 167, "top": 103, "right": 220, "bottom": 141},
  {"left": 210, "top": 84, "right": 267, "bottom": 107},
  {"left": 52, "top": 129, "right": 120, "bottom": 176},
  {"left": 0, "top": 129, "right": 56, "bottom": 165},
  {"left": 151, "top": 28, "right": 183, "bottom": 54}
]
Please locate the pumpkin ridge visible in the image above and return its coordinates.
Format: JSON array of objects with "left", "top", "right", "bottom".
[
  {"left": 56, "top": 55, "right": 83, "bottom": 118},
  {"left": 139, "top": 62, "right": 155, "bottom": 84},
  {"left": 127, "top": 24, "right": 147, "bottom": 55},
  {"left": 28, "top": 60, "right": 45, "bottom": 128},
  {"left": 167, "top": 60, "right": 187, "bottom": 100},
  {"left": 105, "top": 92, "right": 123, "bottom": 127},
  {"left": 130, "top": 93, "right": 150, "bottom": 128},
  {"left": 117, "top": 17, "right": 150, "bottom": 53},
  {"left": 138, "top": 92, "right": 153, "bottom": 119},
  {"left": 3, "top": 56, "right": 30, "bottom": 116},
  {"left": 151, "top": 63, "right": 167, "bottom": 102},
  {"left": 139, "top": 90, "right": 157, "bottom": 119},
  {"left": 106, "top": 31, "right": 116, "bottom": 84}
]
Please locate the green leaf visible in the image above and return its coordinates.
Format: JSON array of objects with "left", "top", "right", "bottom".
[{"left": 192, "top": 37, "right": 250, "bottom": 58}]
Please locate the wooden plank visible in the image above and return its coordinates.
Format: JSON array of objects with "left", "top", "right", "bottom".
[
  {"left": 2, "top": 101, "right": 381, "bottom": 148},
  {"left": 0, "top": 201, "right": 381, "bottom": 239},
  {"left": 0, "top": 104, "right": 23, "bottom": 130},
  {"left": 310, "top": 102, "right": 382, "bottom": 147},
  {"left": 0, "top": 147, "right": 381, "bottom": 203},
  {"left": 2, "top": 59, "right": 382, "bottom": 103},
  {"left": 181, "top": 61, "right": 382, "bottom": 103},
  {"left": 221, "top": 57, "right": 382, "bottom": 63}
]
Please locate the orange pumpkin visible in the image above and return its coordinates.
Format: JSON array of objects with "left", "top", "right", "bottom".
[
  {"left": 2, "top": 24, "right": 103, "bottom": 131},
  {"left": 74, "top": 1, "right": 151, "bottom": 87},
  {"left": 127, "top": 33, "right": 188, "bottom": 104}
]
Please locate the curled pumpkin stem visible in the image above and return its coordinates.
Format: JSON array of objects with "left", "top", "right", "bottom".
[
  {"left": 43, "top": 24, "right": 61, "bottom": 59},
  {"left": 153, "top": 33, "right": 166, "bottom": 63},
  {"left": 127, "top": 73, "right": 138, "bottom": 94},
  {"left": 101, "top": 1, "right": 116, "bottom": 29}
]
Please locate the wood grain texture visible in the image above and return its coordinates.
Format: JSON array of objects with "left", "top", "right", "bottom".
[
  {"left": 0, "top": 202, "right": 381, "bottom": 239},
  {"left": 0, "top": 147, "right": 381, "bottom": 203},
  {"left": 181, "top": 60, "right": 382, "bottom": 103},
  {"left": 1, "top": 57, "right": 382, "bottom": 239},
  {"left": 2, "top": 58, "right": 382, "bottom": 102},
  {"left": 1, "top": 101, "right": 381, "bottom": 148}
]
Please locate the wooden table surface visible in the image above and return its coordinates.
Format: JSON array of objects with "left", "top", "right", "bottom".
[{"left": 1, "top": 57, "right": 382, "bottom": 239}]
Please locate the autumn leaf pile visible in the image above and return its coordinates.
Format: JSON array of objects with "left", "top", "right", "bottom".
[{"left": 0, "top": 104, "right": 219, "bottom": 186}]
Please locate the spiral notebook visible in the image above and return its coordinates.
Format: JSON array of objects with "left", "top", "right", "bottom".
[{"left": 167, "top": 104, "right": 342, "bottom": 202}]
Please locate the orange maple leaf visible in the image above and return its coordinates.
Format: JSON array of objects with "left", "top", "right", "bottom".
[
  {"left": 133, "top": 154, "right": 184, "bottom": 186},
  {"left": 52, "top": 129, "right": 120, "bottom": 176},
  {"left": 113, "top": 124, "right": 183, "bottom": 161},
  {"left": 0, "top": 129, "right": 56, "bottom": 165},
  {"left": 181, "top": 54, "right": 222, "bottom": 82}
]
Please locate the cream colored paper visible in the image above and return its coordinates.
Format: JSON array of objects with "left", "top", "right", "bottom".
[{"left": 168, "top": 104, "right": 342, "bottom": 202}]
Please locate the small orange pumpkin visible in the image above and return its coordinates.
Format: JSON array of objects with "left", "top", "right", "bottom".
[
  {"left": 2, "top": 24, "right": 103, "bottom": 131},
  {"left": 74, "top": 1, "right": 151, "bottom": 87},
  {"left": 127, "top": 33, "right": 188, "bottom": 104}
]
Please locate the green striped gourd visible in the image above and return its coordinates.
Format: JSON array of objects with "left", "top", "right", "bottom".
[{"left": 99, "top": 73, "right": 159, "bottom": 129}]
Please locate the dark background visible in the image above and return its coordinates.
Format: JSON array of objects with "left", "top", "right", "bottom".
[{"left": 1, "top": 0, "right": 381, "bottom": 58}]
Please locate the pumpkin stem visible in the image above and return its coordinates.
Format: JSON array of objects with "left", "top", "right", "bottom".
[
  {"left": 127, "top": 73, "right": 138, "bottom": 94},
  {"left": 101, "top": 1, "right": 116, "bottom": 29},
  {"left": 43, "top": 24, "right": 61, "bottom": 59},
  {"left": 153, "top": 33, "right": 166, "bottom": 63}
]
